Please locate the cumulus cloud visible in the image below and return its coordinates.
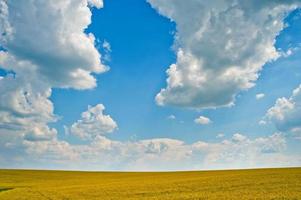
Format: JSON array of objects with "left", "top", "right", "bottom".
[
  {"left": 148, "top": 0, "right": 301, "bottom": 109},
  {"left": 256, "top": 93, "right": 265, "bottom": 100},
  {"left": 0, "top": 0, "right": 116, "bottom": 163},
  {"left": 265, "top": 84, "right": 301, "bottom": 139},
  {"left": 0, "top": 0, "right": 107, "bottom": 90},
  {"left": 231, "top": 133, "right": 247, "bottom": 143},
  {"left": 2, "top": 132, "right": 299, "bottom": 171},
  {"left": 0, "top": 0, "right": 107, "bottom": 125},
  {"left": 194, "top": 116, "right": 211, "bottom": 125},
  {"left": 69, "top": 104, "right": 118, "bottom": 140},
  {"left": 0, "top": 0, "right": 108, "bottom": 140},
  {"left": 0, "top": 57, "right": 57, "bottom": 142},
  {"left": 1, "top": 0, "right": 300, "bottom": 171}
]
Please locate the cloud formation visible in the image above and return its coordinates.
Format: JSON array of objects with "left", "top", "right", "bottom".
[
  {"left": 0, "top": 0, "right": 107, "bottom": 139},
  {"left": 69, "top": 104, "right": 118, "bottom": 140},
  {"left": 0, "top": 0, "right": 115, "bottom": 163},
  {"left": 167, "top": 115, "right": 176, "bottom": 120},
  {"left": 265, "top": 84, "right": 301, "bottom": 139},
  {"left": 0, "top": 0, "right": 106, "bottom": 90},
  {"left": 148, "top": 0, "right": 301, "bottom": 109},
  {"left": 194, "top": 116, "right": 211, "bottom": 125},
  {"left": 0, "top": 55, "right": 57, "bottom": 142},
  {"left": 2, "top": 132, "right": 299, "bottom": 171},
  {"left": 256, "top": 93, "right": 265, "bottom": 100},
  {"left": 0, "top": 0, "right": 300, "bottom": 171}
]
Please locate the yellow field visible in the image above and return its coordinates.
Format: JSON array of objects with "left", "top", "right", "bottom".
[{"left": 0, "top": 168, "right": 300, "bottom": 200}]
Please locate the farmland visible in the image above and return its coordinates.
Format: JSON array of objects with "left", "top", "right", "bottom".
[{"left": 0, "top": 168, "right": 300, "bottom": 199}]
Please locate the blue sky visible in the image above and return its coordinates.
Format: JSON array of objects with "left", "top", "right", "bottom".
[
  {"left": 51, "top": 2, "right": 301, "bottom": 143},
  {"left": 51, "top": 0, "right": 177, "bottom": 143},
  {"left": 0, "top": 0, "right": 301, "bottom": 170}
]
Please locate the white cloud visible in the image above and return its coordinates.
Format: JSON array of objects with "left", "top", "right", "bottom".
[
  {"left": 88, "top": 0, "right": 103, "bottom": 8},
  {"left": 291, "top": 127, "right": 301, "bottom": 140},
  {"left": 103, "top": 40, "right": 112, "bottom": 52},
  {"left": 0, "top": 0, "right": 107, "bottom": 90},
  {"left": 167, "top": 114, "right": 176, "bottom": 120},
  {"left": 69, "top": 104, "right": 118, "bottom": 140},
  {"left": 0, "top": 0, "right": 108, "bottom": 141},
  {"left": 102, "top": 40, "right": 112, "bottom": 62},
  {"left": 1, "top": 0, "right": 300, "bottom": 171},
  {"left": 194, "top": 116, "right": 211, "bottom": 125},
  {"left": 265, "top": 84, "right": 301, "bottom": 139},
  {"left": 0, "top": 0, "right": 109, "bottom": 144},
  {"left": 0, "top": 65, "right": 57, "bottom": 142},
  {"left": 259, "top": 120, "right": 267, "bottom": 125},
  {"left": 256, "top": 93, "right": 265, "bottom": 100},
  {"left": 0, "top": 0, "right": 119, "bottom": 167},
  {"left": 216, "top": 133, "right": 225, "bottom": 138},
  {"left": 231, "top": 133, "right": 247, "bottom": 143},
  {"left": 148, "top": 0, "right": 301, "bottom": 109},
  {"left": 2, "top": 132, "right": 299, "bottom": 171}
]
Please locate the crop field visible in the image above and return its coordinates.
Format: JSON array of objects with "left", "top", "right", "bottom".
[{"left": 0, "top": 168, "right": 300, "bottom": 200}]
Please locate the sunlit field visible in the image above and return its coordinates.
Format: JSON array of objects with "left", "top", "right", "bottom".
[{"left": 0, "top": 168, "right": 300, "bottom": 199}]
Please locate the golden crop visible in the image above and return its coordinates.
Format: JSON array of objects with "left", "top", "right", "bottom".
[{"left": 0, "top": 168, "right": 300, "bottom": 199}]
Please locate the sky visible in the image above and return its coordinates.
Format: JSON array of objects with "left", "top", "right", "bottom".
[{"left": 0, "top": 0, "right": 301, "bottom": 171}]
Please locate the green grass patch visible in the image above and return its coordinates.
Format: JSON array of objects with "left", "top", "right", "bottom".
[{"left": 0, "top": 188, "right": 13, "bottom": 193}]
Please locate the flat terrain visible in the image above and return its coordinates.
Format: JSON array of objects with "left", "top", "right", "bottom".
[{"left": 0, "top": 168, "right": 300, "bottom": 199}]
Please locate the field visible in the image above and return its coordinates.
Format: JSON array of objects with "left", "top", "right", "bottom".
[{"left": 0, "top": 168, "right": 300, "bottom": 200}]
